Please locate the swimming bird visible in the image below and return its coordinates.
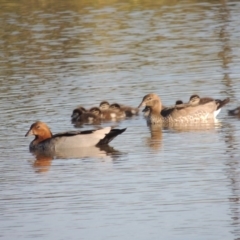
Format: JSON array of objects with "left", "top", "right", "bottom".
[
  {"left": 188, "top": 94, "right": 230, "bottom": 118},
  {"left": 228, "top": 106, "right": 240, "bottom": 117},
  {"left": 71, "top": 106, "right": 87, "bottom": 122},
  {"left": 109, "top": 103, "right": 126, "bottom": 119},
  {"left": 25, "top": 121, "right": 126, "bottom": 151},
  {"left": 71, "top": 107, "right": 100, "bottom": 124},
  {"left": 89, "top": 107, "right": 118, "bottom": 120},
  {"left": 100, "top": 101, "right": 138, "bottom": 117},
  {"left": 138, "top": 93, "right": 229, "bottom": 124},
  {"left": 117, "top": 104, "right": 139, "bottom": 117},
  {"left": 99, "top": 101, "right": 110, "bottom": 110}
]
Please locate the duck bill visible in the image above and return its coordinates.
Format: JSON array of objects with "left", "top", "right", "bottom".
[
  {"left": 25, "top": 129, "right": 33, "bottom": 137},
  {"left": 138, "top": 101, "right": 146, "bottom": 108},
  {"left": 142, "top": 107, "right": 148, "bottom": 112}
]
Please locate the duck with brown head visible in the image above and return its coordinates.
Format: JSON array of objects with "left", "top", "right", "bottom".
[
  {"left": 25, "top": 121, "right": 127, "bottom": 151},
  {"left": 138, "top": 93, "right": 229, "bottom": 124}
]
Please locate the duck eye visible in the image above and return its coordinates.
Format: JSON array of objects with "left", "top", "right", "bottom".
[{"left": 36, "top": 125, "right": 40, "bottom": 129}]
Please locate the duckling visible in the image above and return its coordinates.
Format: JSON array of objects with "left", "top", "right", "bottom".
[
  {"left": 119, "top": 104, "right": 139, "bottom": 117},
  {"left": 109, "top": 103, "right": 126, "bottom": 119},
  {"left": 99, "top": 101, "right": 110, "bottom": 110},
  {"left": 71, "top": 106, "right": 87, "bottom": 122},
  {"left": 25, "top": 121, "right": 127, "bottom": 151},
  {"left": 71, "top": 108, "right": 100, "bottom": 124},
  {"left": 228, "top": 106, "right": 240, "bottom": 117},
  {"left": 90, "top": 107, "right": 120, "bottom": 121}
]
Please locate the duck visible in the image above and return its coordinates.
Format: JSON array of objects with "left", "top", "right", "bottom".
[
  {"left": 71, "top": 106, "right": 87, "bottom": 122},
  {"left": 138, "top": 93, "right": 229, "bottom": 124},
  {"left": 228, "top": 106, "right": 240, "bottom": 117},
  {"left": 89, "top": 107, "right": 116, "bottom": 120},
  {"left": 71, "top": 107, "right": 101, "bottom": 124},
  {"left": 99, "top": 101, "right": 110, "bottom": 110},
  {"left": 25, "top": 121, "right": 126, "bottom": 151},
  {"left": 188, "top": 94, "right": 230, "bottom": 118},
  {"left": 109, "top": 103, "right": 126, "bottom": 119},
  {"left": 119, "top": 104, "right": 139, "bottom": 117},
  {"left": 100, "top": 101, "right": 138, "bottom": 117}
]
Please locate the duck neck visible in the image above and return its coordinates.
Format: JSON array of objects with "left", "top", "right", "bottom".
[
  {"left": 150, "top": 100, "right": 162, "bottom": 115},
  {"left": 32, "top": 131, "right": 52, "bottom": 145}
]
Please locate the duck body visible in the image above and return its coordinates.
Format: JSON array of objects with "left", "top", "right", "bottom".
[
  {"left": 25, "top": 121, "right": 126, "bottom": 152},
  {"left": 189, "top": 94, "right": 230, "bottom": 119},
  {"left": 138, "top": 93, "right": 229, "bottom": 124}
]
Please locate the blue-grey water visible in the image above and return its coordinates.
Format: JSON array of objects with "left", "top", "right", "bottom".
[{"left": 1, "top": 0, "right": 240, "bottom": 239}]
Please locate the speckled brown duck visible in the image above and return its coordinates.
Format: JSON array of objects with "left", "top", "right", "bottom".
[
  {"left": 188, "top": 94, "right": 230, "bottom": 118},
  {"left": 138, "top": 93, "right": 229, "bottom": 124}
]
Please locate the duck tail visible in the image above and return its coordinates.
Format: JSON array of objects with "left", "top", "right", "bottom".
[
  {"left": 216, "top": 98, "right": 230, "bottom": 110},
  {"left": 97, "top": 128, "right": 127, "bottom": 146}
]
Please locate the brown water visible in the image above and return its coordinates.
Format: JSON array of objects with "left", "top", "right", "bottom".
[{"left": 1, "top": 0, "right": 240, "bottom": 239}]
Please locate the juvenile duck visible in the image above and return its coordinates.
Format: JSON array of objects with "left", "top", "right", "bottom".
[
  {"left": 109, "top": 103, "right": 126, "bottom": 119},
  {"left": 228, "top": 106, "right": 240, "bottom": 117},
  {"left": 25, "top": 121, "right": 126, "bottom": 151},
  {"left": 90, "top": 106, "right": 123, "bottom": 120},
  {"left": 71, "top": 106, "right": 87, "bottom": 122},
  {"left": 90, "top": 107, "right": 115, "bottom": 120},
  {"left": 120, "top": 104, "right": 139, "bottom": 117},
  {"left": 138, "top": 93, "right": 229, "bottom": 124},
  {"left": 71, "top": 108, "right": 100, "bottom": 124},
  {"left": 99, "top": 101, "right": 110, "bottom": 110}
]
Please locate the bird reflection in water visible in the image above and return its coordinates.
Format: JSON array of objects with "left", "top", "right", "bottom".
[
  {"left": 31, "top": 145, "right": 122, "bottom": 173},
  {"left": 146, "top": 125, "right": 163, "bottom": 151}
]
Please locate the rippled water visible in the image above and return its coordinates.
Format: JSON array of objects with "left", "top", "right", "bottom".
[{"left": 1, "top": 0, "right": 240, "bottom": 239}]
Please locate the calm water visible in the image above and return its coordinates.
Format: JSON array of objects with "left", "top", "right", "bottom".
[{"left": 1, "top": 0, "right": 240, "bottom": 239}]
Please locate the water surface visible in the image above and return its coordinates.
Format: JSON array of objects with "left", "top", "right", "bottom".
[{"left": 1, "top": 0, "right": 240, "bottom": 239}]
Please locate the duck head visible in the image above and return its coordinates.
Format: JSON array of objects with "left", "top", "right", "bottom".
[
  {"left": 89, "top": 107, "right": 102, "bottom": 116},
  {"left": 175, "top": 100, "right": 183, "bottom": 105},
  {"left": 138, "top": 93, "right": 162, "bottom": 108},
  {"left": 71, "top": 107, "right": 86, "bottom": 121},
  {"left": 109, "top": 103, "right": 122, "bottom": 112},
  {"left": 25, "top": 121, "right": 52, "bottom": 143},
  {"left": 189, "top": 94, "right": 200, "bottom": 105},
  {"left": 99, "top": 101, "right": 110, "bottom": 110}
]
